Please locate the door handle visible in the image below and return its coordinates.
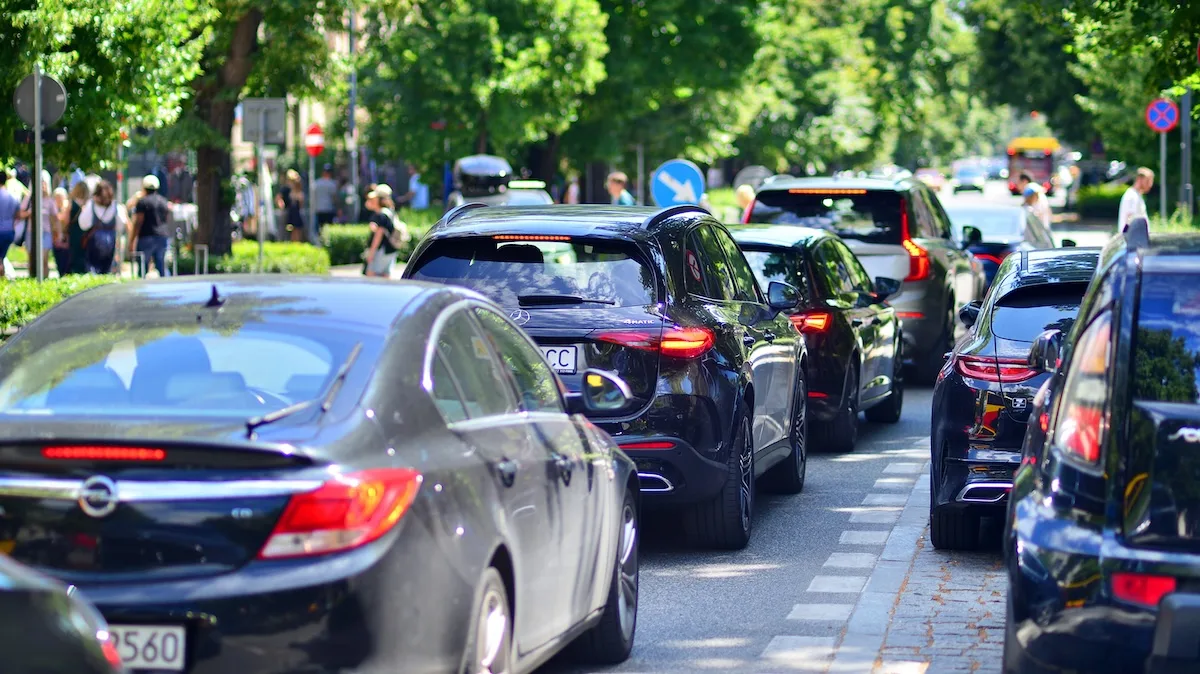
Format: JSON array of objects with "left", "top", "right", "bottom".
[
  {"left": 764, "top": 331, "right": 776, "bottom": 342},
  {"left": 742, "top": 334, "right": 756, "bottom": 347},
  {"left": 553, "top": 454, "right": 573, "bottom": 486},
  {"left": 496, "top": 458, "right": 517, "bottom": 488}
]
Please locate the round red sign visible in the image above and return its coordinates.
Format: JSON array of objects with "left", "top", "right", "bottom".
[{"left": 686, "top": 250, "right": 702, "bottom": 282}]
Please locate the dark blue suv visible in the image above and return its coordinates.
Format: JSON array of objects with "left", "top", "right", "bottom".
[
  {"left": 404, "top": 204, "right": 810, "bottom": 549},
  {"left": 1004, "top": 220, "right": 1200, "bottom": 673}
]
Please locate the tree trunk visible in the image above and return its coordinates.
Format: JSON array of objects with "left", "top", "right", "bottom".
[{"left": 535, "top": 133, "right": 560, "bottom": 182}]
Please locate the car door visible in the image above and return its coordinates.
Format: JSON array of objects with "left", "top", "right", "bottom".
[
  {"left": 813, "top": 240, "right": 872, "bottom": 399},
  {"left": 431, "top": 308, "right": 566, "bottom": 650},
  {"left": 832, "top": 238, "right": 889, "bottom": 401},
  {"left": 471, "top": 306, "right": 601, "bottom": 627}
]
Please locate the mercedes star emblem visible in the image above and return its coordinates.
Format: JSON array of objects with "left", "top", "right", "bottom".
[
  {"left": 78, "top": 475, "right": 119, "bottom": 518},
  {"left": 510, "top": 309, "right": 531, "bottom": 325}
]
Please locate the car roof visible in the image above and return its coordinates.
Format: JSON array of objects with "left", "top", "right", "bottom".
[
  {"left": 754, "top": 176, "right": 911, "bottom": 194},
  {"left": 427, "top": 204, "right": 706, "bottom": 243},
  {"left": 991, "top": 248, "right": 1101, "bottom": 298},
  {"left": 726, "top": 224, "right": 831, "bottom": 248},
  {"left": 942, "top": 204, "right": 1023, "bottom": 216}
]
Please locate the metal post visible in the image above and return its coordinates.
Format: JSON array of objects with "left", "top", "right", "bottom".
[
  {"left": 31, "top": 63, "right": 44, "bottom": 281},
  {"left": 1183, "top": 88, "right": 1194, "bottom": 219},
  {"left": 348, "top": 8, "right": 360, "bottom": 221},
  {"left": 636, "top": 144, "right": 645, "bottom": 205},
  {"left": 258, "top": 108, "right": 267, "bottom": 273},
  {"left": 194, "top": 245, "right": 209, "bottom": 275},
  {"left": 308, "top": 153, "right": 316, "bottom": 243},
  {"left": 1161, "top": 131, "right": 1168, "bottom": 222}
]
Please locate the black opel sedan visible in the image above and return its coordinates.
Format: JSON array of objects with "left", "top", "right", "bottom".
[
  {"left": 729, "top": 225, "right": 905, "bottom": 452},
  {"left": 930, "top": 248, "right": 1099, "bottom": 550},
  {"left": 0, "top": 276, "right": 640, "bottom": 674},
  {"left": 405, "top": 204, "right": 809, "bottom": 550},
  {"left": 1004, "top": 223, "right": 1200, "bottom": 674}
]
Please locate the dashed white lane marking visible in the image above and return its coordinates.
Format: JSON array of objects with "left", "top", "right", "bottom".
[
  {"left": 760, "top": 635, "right": 837, "bottom": 669},
  {"left": 883, "top": 462, "right": 923, "bottom": 474},
  {"left": 786, "top": 603, "right": 856, "bottom": 621},
  {"left": 873, "top": 477, "right": 917, "bottom": 489},
  {"left": 862, "top": 493, "right": 909, "bottom": 506},
  {"left": 824, "top": 552, "right": 878, "bottom": 569},
  {"left": 849, "top": 509, "right": 901, "bottom": 524},
  {"left": 840, "top": 530, "right": 890, "bottom": 545},
  {"left": 807, "top": 575, "right": 868, "bottom": 593}
]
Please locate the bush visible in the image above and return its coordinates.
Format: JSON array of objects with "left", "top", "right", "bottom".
[
  {"left": 1076, "top": 184, "right": 1125, "bottom": 218},
  {"left": 0, "top": 275, "right": 123, "bottom": 333},
  {"left": 322, "top": 208, "right": 441, "bottom": 266},
  {"left": 176, "top": 241, "right": 330, "bottom": 275}
]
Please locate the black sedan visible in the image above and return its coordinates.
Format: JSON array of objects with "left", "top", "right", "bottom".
[
  {"left": 930, "top": 248, "right": 1098, "bottom": 550},
  {"left": 406, "top": 204, "right": 809, "bottom": 550},
  {"left": 0, "top": 554, "right": 123, "bottom": 673},
  {"left": 942, "top": 205, "right": 1056, "bottom": 289},
  {"left": 0, "top": 276, "right": 640, "bottom": 674},
  {"left": 729, "top": 225, "right": 905, "bottom": 452}
]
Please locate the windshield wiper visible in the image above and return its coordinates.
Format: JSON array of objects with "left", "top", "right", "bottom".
[
  {"left": 518, "top": 294, "right": 616, "bottom": 307},
  {"left": 243, "top": 341, "right": 363, "bottom": 438},
  {"left": 246, "top": 399, "right": 316, "bottom": 438},
  {"left": 321, "top": 342, "right": 364, "bottom": 412}
]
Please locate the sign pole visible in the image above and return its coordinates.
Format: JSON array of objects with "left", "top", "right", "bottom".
[
  {"left": 308, "top": 153, "right": 316, "bottom": 242},
  {"left": 1161, "top": 130, "right": 1168, "bottom": 222},
  {"left": 1183, "top": 88, "right": 1193, "bottom": 219},
  {"left": 31, "top": 63, "right": 44, "bottom": 282},
  {"left": 258, "top": 107, "right": 267, "bottom": 274}
]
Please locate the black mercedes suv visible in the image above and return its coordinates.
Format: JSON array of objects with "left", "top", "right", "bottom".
[{"left": 404, "top": 204, "right": 810, "bottom": 549}]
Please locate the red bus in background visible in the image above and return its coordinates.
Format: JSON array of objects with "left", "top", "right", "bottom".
[{"left": 1007, "top": 137, "right": 1059, "bottom": 196}]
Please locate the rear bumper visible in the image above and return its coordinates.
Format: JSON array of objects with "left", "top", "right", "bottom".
[{"left": 615, "top": 436, "right": 730, "bottom": 505}]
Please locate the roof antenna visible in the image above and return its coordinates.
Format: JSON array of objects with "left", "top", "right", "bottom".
[{"left": 205, "top": 284, "right": 225, "bottom": 308}]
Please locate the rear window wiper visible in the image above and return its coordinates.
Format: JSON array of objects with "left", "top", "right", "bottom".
[
  {"left": 518, "top": 294, "right": 616, "bottom": 306},
  {"left": 244, "top": 341, "right": 363, "bottom": 438}
]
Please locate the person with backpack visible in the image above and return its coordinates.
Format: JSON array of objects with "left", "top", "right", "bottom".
[
  {"left": 363, "top": 184, "right": 409, "bottom": 278},
  {"left": 130, "top": 175, "right": 171, "bottom": 277},
  {"left": 78, "top": 180, "right": 128, "bottom": 275}
]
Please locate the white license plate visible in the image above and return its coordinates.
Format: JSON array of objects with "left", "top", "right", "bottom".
[
  {"left": 108, "top": 624, "right": 187, "bottom": 671},
  {"left": 540, "top": 345, "right": 578, "bottom": 374}
]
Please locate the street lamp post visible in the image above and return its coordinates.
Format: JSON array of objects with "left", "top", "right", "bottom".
[{"left": 347, "top": 8, "right": 359, "bottom": 221}]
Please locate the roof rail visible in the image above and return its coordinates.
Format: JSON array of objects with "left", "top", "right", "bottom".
[
  {"left": 641, "top": 204, "right": 711, "bottom": 229},
  {"left": 1123, "top": 216, "right": 1150, "bottom": 250},
  {"left": 437, "top": 201, "right": 489, "bottom": 228}
]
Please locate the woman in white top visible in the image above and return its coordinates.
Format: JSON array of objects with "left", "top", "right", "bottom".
[
  {"left": 18, "top": 170, "right": 57, "bottom": 276},
  {"left": 78, "top": 180, "right": 129, "bottom": 274}
]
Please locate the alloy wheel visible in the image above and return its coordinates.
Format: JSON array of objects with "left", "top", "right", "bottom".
[
  {"left": 738, "top": 418, "right": 754, "bottom": 532},
  {"left": 616, "top": 501, "right": 639, "bottom": 641},
  {"left": 473, "top": 585, "right": 511, "bottom": 674},
  {"left": 793, "top": 380, "right": 808, "bottom": 471}
]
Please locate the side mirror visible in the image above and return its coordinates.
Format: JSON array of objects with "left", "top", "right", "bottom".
[
  {"left": 767, "top": 281, "right": 800, "bottom": 311},
  {"left": 958, "top": 300, "right": 983, "bottom": 328},
  {"left": 1028, "top": 329, "right": 1064, "bottom": 374},
  {"left": 873, "top": 276, "right": 902, "bottom": 301},
  {"left": 1061, "top": 238, "right": 1077, "bottom": 248},
  {"left": 566, "top": 368, "right": 633, "bottom": 415},
  {"left": 961, "top": 226, "right": 983, "bottom": 247}
]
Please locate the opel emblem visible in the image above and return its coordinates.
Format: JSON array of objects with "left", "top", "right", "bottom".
[
  {"left": 510, "top": 309, "right": 531, "bottom": 326},
  {"left": 78, "top": 476, "right": 119, "bottom": 518}
]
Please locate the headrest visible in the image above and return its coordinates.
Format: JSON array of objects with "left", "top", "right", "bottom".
[{"left": 164, "top": 372, "right": 247, "bottom": 401}]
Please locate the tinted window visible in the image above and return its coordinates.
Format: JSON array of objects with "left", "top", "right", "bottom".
[
  {"left": 430, "top": 354, "right": 469, "bottom": 423},
  {"left": 1132, "top": 275, "right": 1200, "bottom": 404},
  {"left": 833, "top": 240, "right": 874, "bottom": 294},
  {"left": 910, "top": 191, "right": 941, "bottom": 239},
  {"left": 689, "top": 226, "right": 737, "bottom": 301},
  {"left": 991, "top": 284, "right": 1089, "bottom": 342},
  {"left": 435, "top": 311, "right": 517, "bottom": 418},
  {"left": 0, "top": 328, "right": 356, "bottom": 417},
  {"left": 748, "top": 189, "right": 904, "bottom": 245},
  {"left": 742, "top": 248, "right": 812, "bottom": 303},
  {"left": 944, "top": 208, "right": 1024, "bottom": 240},
  {"left": 474, "top": 308, "right": 563, "bottom": 413},
  {"left": 813, "top": 240, "right": 855, "bottom": 296},
  {"left": 926, "top": 192, "right": 954, "bottom": 238},
  {"left": 409, "top": 237, "right": 656, "bottom": 308},
  {"left": 712, "top": 226, "right": 763, "bottom": 302}
]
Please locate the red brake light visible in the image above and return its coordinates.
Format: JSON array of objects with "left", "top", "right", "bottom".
[
  {"left": 597, "top": 327, "right": 714, "bottom": 359},
  {"left": 1112, "top": 572, "right": 1176, "bottom": 608},
  {"left": 620, "top": 440, "right": 674, "bottom": 450},
  {"left": 43, "top": 446, "right": 165, "bottom": 461},
  {"left": 954, "top": 355, "right": 1039, "bottom": 383},
  {"left": 742, "top": 199, "right": 754, "bottom": 223},
  {"left": 898, "top": 197, "right": 931, "bottom": 281},
  {"left": 258, "top": 468, "right": 422, "bottom": 559},
  {"left": 789, "top": 312, "right": 831, "bottom": 333},
  {"left": 975, "top": 252, "right": 1008, "bottom": 266},
  {"left": 100, "top": 635, "right": 122, "bottom": 668},
  {"left": 1055, "top": 317, "right": 1111, "bottom": 464}
]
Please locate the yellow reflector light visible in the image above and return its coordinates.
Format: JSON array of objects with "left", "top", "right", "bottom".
[
  {"left": 787, "top": 188, "right": 868, "bottom": 195},
  {"left": 492, "top": 235, "right": 571, "bottom": 241},
  {"left": 586, "top": 374, "right": 603, "bottom": 387}
]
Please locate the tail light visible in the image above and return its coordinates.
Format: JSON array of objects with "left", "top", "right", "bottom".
[
  {"left": 974, "top": 252, "right": 1008, "bottom": 266},
  {"left": 1008, "top": 181, "right": 1016, "bottom": 191},
  {"left": 100, "top": 634, "right": 122, "bottom": 669},
  {"left": 1054, "top": 315, "right": 1111, "bottom": 464},
  {"left": 790, "top": 311, "right": 831, "bottom": 334},
  {"left": 954, "top": 355, "right": 1039, "bottom": 383},
  {"left": 1112, "top": 572, "right": 1176, "bottom": 608},
  {"left": 742, "top": 199, "right": 754, "bottom": 223},
  {"left": 597, "top": 327, "right": 715, "bottom": 359},
  {"left": 43, "top": 446, "right": 165, "bottom": 461},
  {"left": 899, "top": 197, "right": 931, "bottom": 281},
  {"left": 258, "top": 468, "right": 422, "bottom": 559},
  {"left": 620, "top": 440, "right": 674, "bottom": 450}
]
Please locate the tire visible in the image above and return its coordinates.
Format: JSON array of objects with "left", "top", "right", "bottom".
[
  {"left": 460, "top": 568, "right": 513, "bottom": 674},
  {"left": 684, "top": 404, "right": 754, "bottom": 550},
  {"left": 929, "top": 482, "right": 980, "bottom": 551},
  {"left": 813, "top": 364, "right": 858, "bottom": 452},
  {"left": 765, "top": 376, "right": 808, "bottom": 494},
  {"left": 865, "top": 345, "right": 904, "bottom": 424},
  {"left": 572, "top": 489, "right": 639, "bottom": 664},
  {"left": 1002, "top": 597, "right": 1024, "bottom": 674},
  {"left": 915, "top": 305, "right": 954, "bottom": 385}
]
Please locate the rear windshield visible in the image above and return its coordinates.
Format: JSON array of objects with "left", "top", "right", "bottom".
[
  {"left": 1010, "top": 154, "right": 1052, "bottom": 181},
  {"left": 503, "top": 190, "right": 553, "bottom": 206},
  {"left": 991, "top": 285, "right": 1088, "bottom": 342},
  {"left": 945, "top": 209, "right": 1023, "bottom": 239},
  {"left": 0, "top": 327, "right": 361, "bottom": 418},
  {"left": 748, "top": 190, "right": 902, "bottom": 245},
  {"left": 409, "top": 237, "right": 657, "bottom": 307},
  {"left": 1133, "top": 275, "right": 1200, "bottom": 404}
]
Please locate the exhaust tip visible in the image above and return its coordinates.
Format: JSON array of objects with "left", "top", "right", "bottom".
[
  {"left": 956, "top": 482, "right": 1013, "bottom": 504},
  {"left": 637, "top": 472, "right": 674, "bottom": 493}
]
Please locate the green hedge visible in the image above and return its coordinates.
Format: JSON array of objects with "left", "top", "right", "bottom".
[
  {"left": 322, "top": 208, "right": 440, "bottom": 265},
  {"left": 0, "top": 275, "right": 123, "bottom": 332},
  {"left": 1076, "top": 183, "right": 1161, "bottom": 219},
  {"left": 176, "top": 241, "right": 330, "bottom": 275}
]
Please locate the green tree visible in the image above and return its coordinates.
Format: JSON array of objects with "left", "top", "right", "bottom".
[
  {"left": 0, "top": 0, "right": 210, "bottom": 169},
  {"left": 360, "top": 0, "right": 609, "bottom": 175}
]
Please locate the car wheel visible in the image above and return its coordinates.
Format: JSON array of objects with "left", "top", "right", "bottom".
[
  {"left": 865, "top": 346, "right": 904, "bottom": 424},
  {"left": 685, "top": 404, "right": 754, "bottom": 550},
  {"left": 1002, "top": 597, "right": 1025, "bottom": 674},
  {"left": 813, "top": 364, "right": 858, "bottom": 452},
  {"left": 460, "top": 568, "right": 513, "bottom": 674},
  {"left": 572, "top": 488, "right": 638, "bottom": 664},
  {"left": 765, "top": 377, "right": 807, "bottom": 494},
  {"left": 929, "top": 484, "right": 980, "bottom": 551}
]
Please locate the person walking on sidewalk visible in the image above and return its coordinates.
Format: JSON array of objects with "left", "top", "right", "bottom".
[
  {"left": 607, "top": 171, "right": 636, "bottom": 205},
  {"left": 19, "top": 170, "right": 57, "bottom": 277},
  {"left": 1118, "top": 167, "right": 1154, "bottom": 232},
  {"left": 81, "top": 180, "right": 128, "bottom": 275},
  {"left": 64, "top": 182, "right": 90, "bottom": 275},
  {"left": 312, "top": 165, "right": 338, "bottom": 237},
  {"left": 129, "top": 175, "right": 171, "bottom": 278},
  {"left": 0, "top": 169, "right": 27, "bottom": 279},
  {"left": 363, "top": 185, "right": 405, "bottom": 278},
  {"left": 1016, "top": 172, "right": 1052, "bottom": 229}
]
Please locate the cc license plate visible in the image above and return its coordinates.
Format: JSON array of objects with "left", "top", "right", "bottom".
[
  {"left": 540, "top": 345, "right": 578, "bottom": 374},
  {"left": 108, "top": 624, "right": 186, "bottom": 671}
]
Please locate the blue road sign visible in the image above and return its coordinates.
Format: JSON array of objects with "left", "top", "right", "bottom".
[
  {"left": 651, "top": 159, "right": 705, "bottom": 206},
  {"left": 1146, "top": 98, "right": 1180, "bottom": 133}
]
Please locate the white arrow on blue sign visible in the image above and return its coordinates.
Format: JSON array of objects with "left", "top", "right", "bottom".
[{"left": 651, "top": 159, "right": 705, "bottom": 206}]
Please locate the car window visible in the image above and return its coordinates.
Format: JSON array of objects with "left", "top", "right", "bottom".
[
  {"left": 813, "top": 240, "right": 855, "bottom": 296},
  {"left": 688, "top": 226, "right": 737, "bottom": 301},
  {"left": 473, "top": 308, "right": 563, "bottom": 413},
  {"left": 910, "top": 190, "right": 941, "bottom": 239},
  {"left": 712, "top": 226, "right": 764, "bottom": 303},
  {"left": 741, "top": 247, "right": 813, "bottom": 304},
  {"left": 429, "top": 353, "right": 469, "bottom": 423},
  {"left": 1131, "top": 275, "right": 1200, "bottom": 404},
  {"left": 434, "top": 311, "right": 518, "bottom": 419},
  {"left": 832, "top": 239, "right": 874, "bottom": 294},
  {"left": 991, "top": 284, "right": 1090, "bottom": 342},
  {"left": 926, "top": 192, "right": 954, "bottom": 238}
]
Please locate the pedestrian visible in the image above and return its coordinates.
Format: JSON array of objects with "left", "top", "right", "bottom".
[
  {"left": 1015, "top": 172, "right": 1052, "bottom": 229},
  {"left": 363, "top": 185, "right": 405, "bottom": 278},
  {"left": 80, "top": 180, "right": 128, "bottom": 275},
  {"left": 358, "top": 183, "right": 377, "bottom": 223},
  {"left": 129, "top": 175, "right": 171, "bottom": 278},
  {"left": 312, "top": 164, "right": 338, "bottom": 235},
  {"left": 607, "top": 171, "right": 636, "bottom": 205},
  {"left": 19, "top": 170, "right": 57, "bottom": 277},
  {"left": 564, "top": 172, "right": 581, "bottom": 204},
  {"left": 64, "top": 182, "right": 90, "bottom": 275},
  {"left": 0, "top": 169, "right": 27, "bottom": 280},
  {"left": 400, "top": 165, "right": 430, "bottom": 210},
  {"left": 1118, "top": 167, "right": 1154, "bottom": 232},
  {"left": 51, "top": 187, "right": 71, "bottom": 276},
  {"left": 276, "top": 169, "right": 306, "bottom": 242}
]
